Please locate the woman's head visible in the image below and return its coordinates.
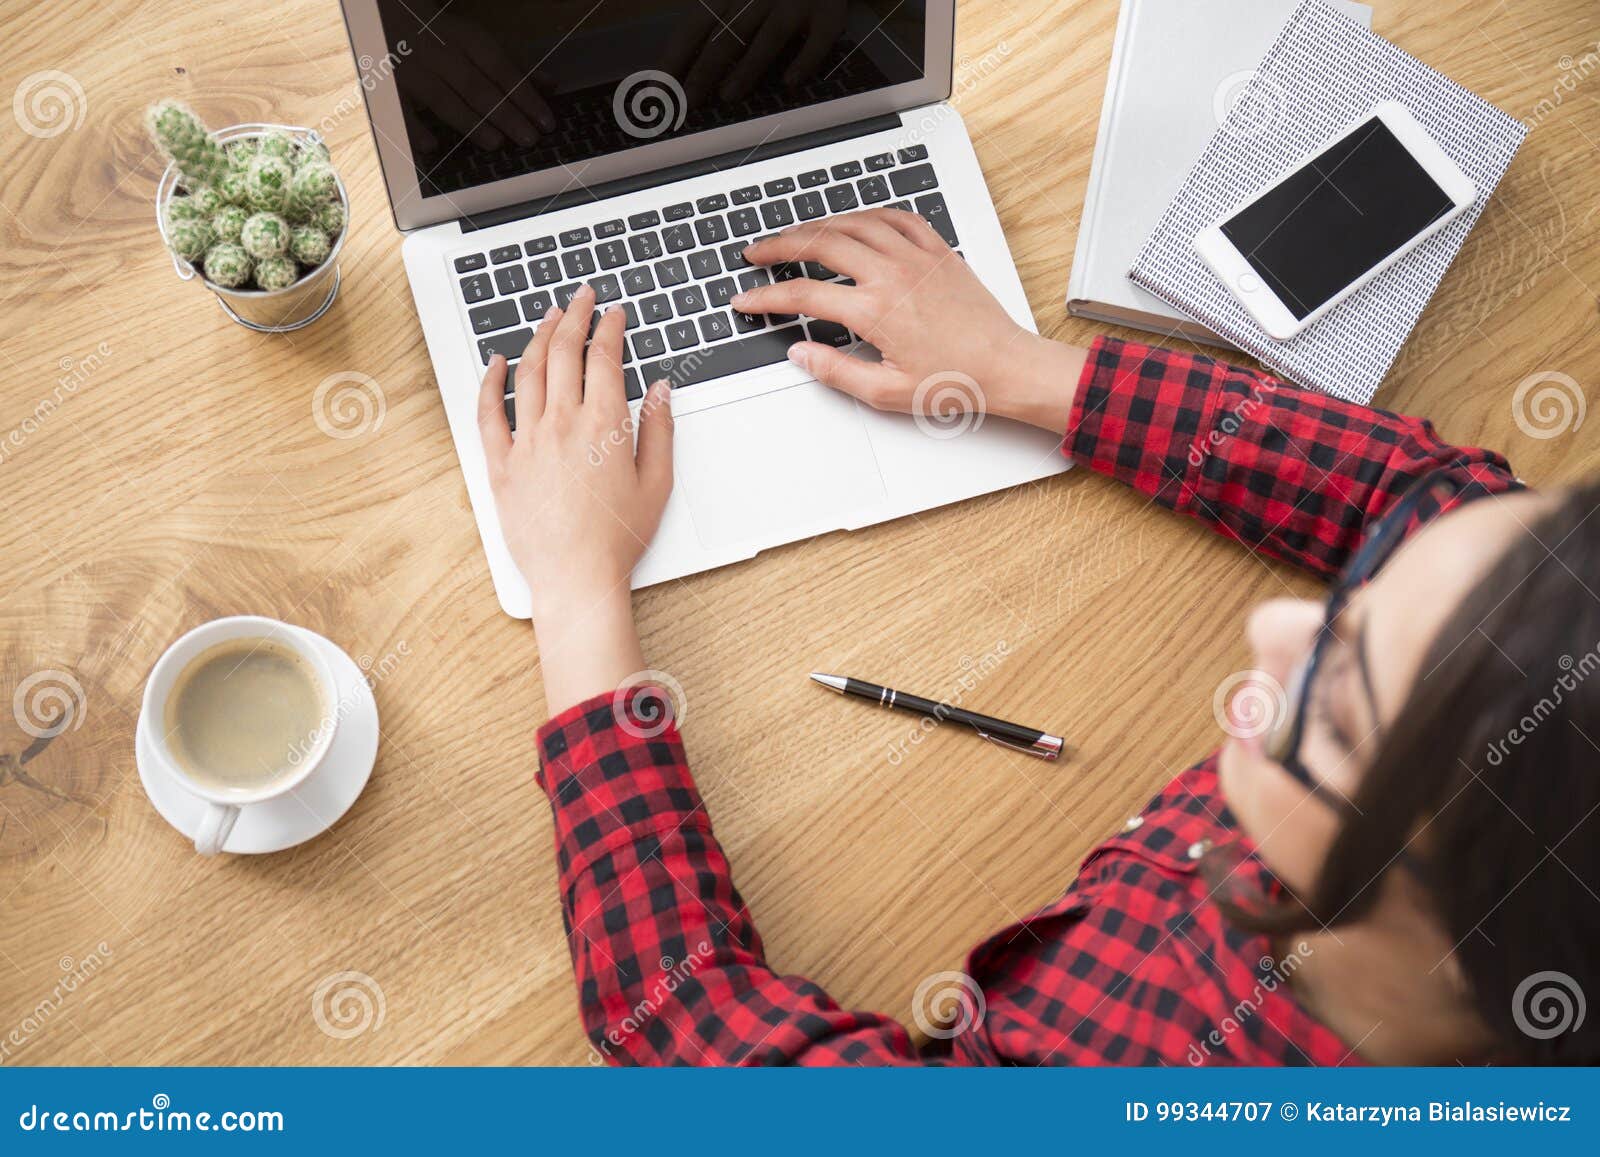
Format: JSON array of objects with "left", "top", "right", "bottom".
[{"left": 1217, "top": 478, "right": 1600, "bottom": 1063}]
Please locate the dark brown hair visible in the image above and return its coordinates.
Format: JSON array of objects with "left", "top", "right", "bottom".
[{"left": 1213, "top": 479, "right": 1600, "bottom": 1064}]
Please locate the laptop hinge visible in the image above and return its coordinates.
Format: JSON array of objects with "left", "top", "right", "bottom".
[{"left": 460, "top": 113, "right": 905, "bottom": 232}]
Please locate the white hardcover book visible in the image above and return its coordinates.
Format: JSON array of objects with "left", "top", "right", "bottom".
[{"left": 1066, "top": 0, "right": 1372, "bottom": 347}]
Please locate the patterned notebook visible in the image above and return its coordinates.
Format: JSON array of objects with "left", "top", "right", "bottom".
[{"left": 1127, "top": 0, "right": 1527, "bottom": 404}]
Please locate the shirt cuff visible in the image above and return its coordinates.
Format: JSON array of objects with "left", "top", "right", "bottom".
[{"left": 536, "top": 687, "right": 709, "bottom": 883}]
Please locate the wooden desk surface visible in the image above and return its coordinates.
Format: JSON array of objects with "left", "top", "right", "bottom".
[{"left": 1, "top": 0, "right": 1596, "bottom": 1064}]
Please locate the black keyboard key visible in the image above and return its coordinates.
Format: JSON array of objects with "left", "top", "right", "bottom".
[
  {"left": 624, "top": 369, "right": 644, "bottom": 402},
  {"left": 469, "top": 298, "right": 521, "bottom": 334},
  {"left": 621, "top": 265, "right": 656, "bottom": 296},
  {"left": 643, "top": 324, "right": 803, "bottom": 388},
  {"left": 460, "top": 273, "right": 494, "bottom": 303},
  {"left": 519, "top": 291, "right": 553, "bottom": 321},
  {"left": 455, "top": 253, "right": 487, "bottom": 273},
  {"left": 807, "top": 319, "right": 853, "bottom": 349},
  {"left": 639, "top": 294, "right": 672, "bottom": 324},
  {"left": 706, "top": 276, "right": 737, "bottom": 308},
  {"left": 731, "top": 185, "right": 761, "bottom": 204},
  {"left": 696, "top": 193, "right": 729, "bottom": 213},
  {"left": 728, "top": 207, "right": 761, "bottom": 236},
  {"left": 633, "top": 328, "right": 667, "bottom": 359},
  {"left": 732, "top": 309, "right": 764, "bottom": 333},
  {"left": 672, "top": 285, "right": 707, "bottom": 315},
  {"left": 595, "top": 219, "right": 625, "bottom": 239},
  {"left": 915, "top": 192, "right": 959, "bottom": 248},
  {"left": 799, "top": 168, "right": 829, "bottom": 188},
  {"left": 858, "top": 175, "right": 890, "bottom": 204},
  {"left": 561, "top": 249, "right": 596, "bottom": 278},
  {"left": 825, "top": 184, "right": 858, "bottom": 213},
  {"left": 889, "top": 200, "right": 913, "bottom": 212},
  {"left": 628, "top": 210, "right": 661, "bottom": 230},
  {"left": 489, "top": 243, "right": 521, "bottom": 264},
  {"left": 479, "top": 327, "right": 532, "bottom": 364},
  {"left": 698, "top": 311, "right": 734, "bottom": 342},
  {"left": 526, "top": 235, "right": 557, "bottom": 255},
  {"left": 555, "top": 282, "right": 583, "bottom": 308},
  {"left": 694, "top": 216, "right": 729, "bottom": 245},
  {"left": 654, "top": 257, "right": 689, "bottom": 287},
  {"left": 622, "top": 340, "right": 633, "bottom": 364},
  {"left": 663, "top": 201, "right": 694, "bottom": 221},
  {"left": 793, "top": 191, "right": 826, "bottom": 220},
  {"left": 528, "top": 257, "right": 561, "bottom": 286},
  {"left": 721, "top": 242, "right": 751, "bottom": 270},
  {"left": 760, "top": 200, "right": 794, "bottom": 229},
  {"left": 897, "top": 144, "right": 928, "bottom": 164},
  {"left": 622, "top": 301, "right": 640, "bottom": 329},
  {"left": 803, "top": 262, "right": 835, "bottom": 280},
  {"left": 503, "top": 391, "right": 516, "bottom": 431},
  {"left": 830, "top": 160, "right": 862, "bottom": 180},
  {"left": 865, "top": 152, "right": 895, "bottom": 172},
  {"left": 688, "top": 249, "right": 722, "bottom": 279},
  {"left": 665, "top": 320, "right": 698, "bottom": 350},
  {"left": 736, "top": 268, "right": 772, "bottom": 293},
  {"left": 662, "top": 224, "right": 695, "bottom": 253},
  {"left": 763, "top": 177, "right": 796, "bottom": 196},
  {"left": 596, "top": 240, "right": 629, "bottom": 269},
  {"left": 890, "top": 163, "right": 938, "bottom": 196},
  {"left": 628, "top": 232, "right": 663, "bottom": 261},
  {"left": 559, "top": 227, "right": 592, "bottom": 247},
  {"left": 592, "top": 274, "right": 622, "bottom": 303},
  {"left": 494, "top": 265, "right": 529, "bottom": 294},
  {"left": 774, "top": 261, "right": 804, "bottom": 282}
]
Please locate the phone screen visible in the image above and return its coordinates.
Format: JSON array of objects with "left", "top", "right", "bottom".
[{"left": 1220, "top": 117, "right": 1456, "bottom": 320}]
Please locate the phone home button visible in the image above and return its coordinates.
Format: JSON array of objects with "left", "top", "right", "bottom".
[{"left": 1236, "top": 271, "right": 1261, "bottom": 293}]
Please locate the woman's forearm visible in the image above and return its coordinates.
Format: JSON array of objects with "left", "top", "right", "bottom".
[
  {"left": 534, "top": 589, "right": 647, "bottom": 718},
  {"left": 990, "top": 334, "right": 1088, "bottom": 435}
]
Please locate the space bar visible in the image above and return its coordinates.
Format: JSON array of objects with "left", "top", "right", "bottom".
[{"left": 640, "top": 325, "right": 804, "bottom": 389}]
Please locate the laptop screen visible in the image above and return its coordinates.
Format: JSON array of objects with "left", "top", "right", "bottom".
[{"left": 375, "top": 2, "right": 931, "bottom": 200}]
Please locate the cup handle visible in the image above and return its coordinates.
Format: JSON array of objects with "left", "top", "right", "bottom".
[{"left": 195, "top": 803, "right": 242, "bottom": 856}]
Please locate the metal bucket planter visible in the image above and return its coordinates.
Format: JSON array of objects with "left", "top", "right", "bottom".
[{"left": 155, "top": 122, "right": 349, "bottom": 333}]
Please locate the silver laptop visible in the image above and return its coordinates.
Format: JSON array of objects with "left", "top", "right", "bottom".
[{"left": 341, "top": 1, "right": 1068, "bottom": 618}]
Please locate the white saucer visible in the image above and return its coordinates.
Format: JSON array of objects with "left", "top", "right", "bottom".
[{"left": 136, "top": 626, "right": 379, "bottom": 854}]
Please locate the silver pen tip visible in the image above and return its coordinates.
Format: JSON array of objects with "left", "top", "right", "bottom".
[{"left": 809, "top": 672, "right": 848, "bottom": 693}]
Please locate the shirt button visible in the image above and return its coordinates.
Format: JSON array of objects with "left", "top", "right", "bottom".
[
  {"left": 1187, "top": 839, "right": 1213, "bottom": 861},
  {"left": 1123, "top": 815, "right": 1144, "bottom": 832}
]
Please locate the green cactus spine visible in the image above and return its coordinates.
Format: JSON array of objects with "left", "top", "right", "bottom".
[
  {"left": 240, "top": 212, "right": 290, "bottom": 259},
  {"left": 167, "top": 218, "right": 215, "bottom": 262},
  {"left": 146, "top": 101, "right": 229, "bottom": 189},
  {"left": 211, "top": 205, "right": 249, "bottom": 244},
  {"left": 253, "top": 255, "right": 299, "bottom": 292},
  {"left": 202, "top": 242, "right": 252, "bottom": 288},
  {"left": 287, "top": 163, "right": 338, "bottom": 222}
]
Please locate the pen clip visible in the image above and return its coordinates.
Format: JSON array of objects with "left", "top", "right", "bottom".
[{"left": 976, "top": 728, "right": 1064, "bottom": 761}]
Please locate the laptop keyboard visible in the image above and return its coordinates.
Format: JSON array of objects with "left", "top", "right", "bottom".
[{"left": 452, "top": 144, "right": 961, "bottom": 432}]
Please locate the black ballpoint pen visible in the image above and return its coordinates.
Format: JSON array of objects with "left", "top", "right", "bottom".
[{"left": 809, "top": 673, "right": 1065, "bottom": 760}]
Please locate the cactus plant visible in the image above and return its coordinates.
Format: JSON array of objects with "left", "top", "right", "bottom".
[{"left": 149, "top": 103, "right": 344, "bottom": 295}]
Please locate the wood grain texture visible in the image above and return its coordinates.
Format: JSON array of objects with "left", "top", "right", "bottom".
[{"left": 0, "top": 0, "right": 1595, "bottom": 1064}]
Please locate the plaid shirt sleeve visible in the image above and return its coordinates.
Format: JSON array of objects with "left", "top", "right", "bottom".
[
  {"left": 1066, "top": 336, "right": 1517, "bottom": 577},
  {"left": 537, "top": 689, "right": 924, "bottom": 1065}
]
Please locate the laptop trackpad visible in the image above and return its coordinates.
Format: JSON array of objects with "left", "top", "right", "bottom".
[{"left": 675, "top": 383, "right": 887, "bottom": 552}]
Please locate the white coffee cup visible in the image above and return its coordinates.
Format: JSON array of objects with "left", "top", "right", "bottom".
[{"left": 140, "top": 616, "right": 339, "bottom": 855}]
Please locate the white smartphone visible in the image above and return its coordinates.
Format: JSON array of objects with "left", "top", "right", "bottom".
[{"left": 1193, "top": 101, "right": 1477, "bottom": 340}]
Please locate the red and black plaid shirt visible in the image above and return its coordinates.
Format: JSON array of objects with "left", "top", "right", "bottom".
[{"left": 536, "top": 336, "right": 1518, "bottom": 1066}]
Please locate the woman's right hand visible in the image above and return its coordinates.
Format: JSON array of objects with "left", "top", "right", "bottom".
[{"left": 734, "top": 209, "right": 1086, "bottom": 435}]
